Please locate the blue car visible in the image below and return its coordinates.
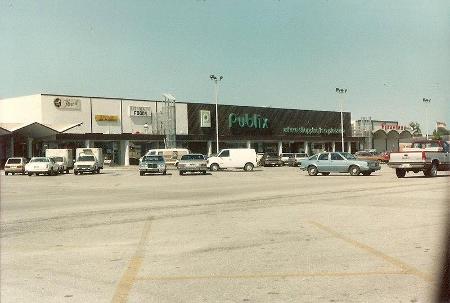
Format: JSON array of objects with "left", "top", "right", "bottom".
[{"left": 300, "top": 152, "right": 381, "bottom": 176}]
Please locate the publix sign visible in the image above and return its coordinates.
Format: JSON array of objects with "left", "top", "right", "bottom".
[{"left": 228, "top": 113, "right": 269, "bottom": 129}]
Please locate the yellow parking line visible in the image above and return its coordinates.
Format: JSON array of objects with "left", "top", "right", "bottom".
[
  {"left": 309, "top": 221, "right": 434, "bottom": 283},
  {"left": 137, "top": 271, "right": 405, "bottom": 281},
  {"left": 111, "top": 219, "right": 153, "bottom": 303}
]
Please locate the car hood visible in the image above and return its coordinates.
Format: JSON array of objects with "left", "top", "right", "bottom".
[{"left": 140, "top": 161, "right": 165, "bottom": 165}]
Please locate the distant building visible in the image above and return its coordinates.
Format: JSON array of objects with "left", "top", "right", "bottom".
[{"left": 352, "top": 117, "right": 413, "bottom": 152}]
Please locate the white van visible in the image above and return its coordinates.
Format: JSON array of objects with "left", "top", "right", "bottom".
[
  {"left": 144, "top": 148, "right": 190, "bottom": 166},
  {"left": 207, "top": 148, "right": 257, "bottom": 171}
]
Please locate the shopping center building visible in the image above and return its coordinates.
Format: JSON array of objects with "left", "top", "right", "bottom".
[{"left": 0, "top": 93, "right": 361, "bottom": 166}]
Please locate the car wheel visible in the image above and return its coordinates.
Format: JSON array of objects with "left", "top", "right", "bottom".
[
  {"left": 202, "top": 170, "right": 207, "bottom": 175},
  {"left": 27, "top": 172, "right": 32, "bottom": 176},
  {"left": 307, "top": 166, "right": 318, "bottom": 176},
  {"left": 96, "top": 168, "right": 100, "bottom": 174},
  {"left": 322, "top": 172, "right": 330, "bottom": 176},
  {"left": 429, "top": 162, "right": 438, "bottom": 177},
  {"left": 163, "top": 170, "right": 167, "bottom": 175},
  {"left": 179, "top": 171, "right": 184, "bottom": 176},
  {"left": 5, "top": 172, "right": 8, "bottom": 175},
  {"left": 210, "top": 163, "right": 219, "bottom": 171},
  {"left": 140, "top": 171, "right": 144, "bottom": 176},
  {"left": 395, "top": 168, "right": 406, "bottom": 178},
  {"left": 244, "top": 163, "right": 254, "bottom": 171},
  {"left": 349, "top": 165, "right": 360, "bottom": 176}
]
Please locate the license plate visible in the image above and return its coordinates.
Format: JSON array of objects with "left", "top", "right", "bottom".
[{"left": 401, "top": 164, "right": 411, "bottom": 168}]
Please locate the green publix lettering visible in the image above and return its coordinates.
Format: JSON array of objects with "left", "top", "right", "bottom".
[{"left": 229, "top": 113, "right": 269, "bottom": 129}]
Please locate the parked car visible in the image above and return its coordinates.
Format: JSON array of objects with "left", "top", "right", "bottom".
[
  {"left": 45, "top": 149, "right": 74, "bottom": 173},
  {"left": 261, "top": 152, "right": 283, "bottom": 167},
  {"left": 280, "top": 153, "right": 294, "bottom": 165},
  {"left": 286, "top": 153, "right": 309, "bottom": 167},
  {"left": 388, "top": 140, "right": 450, "bottom": 178},
  {"left": 25, "top": 157, "right": 59, "bottom": 176},
  {"left": 144, "top": 148, "right": 190, "bottom": 166},
  {"left": 49, "top": 157, "right": 66, "bottom": 174},
  {"left": 300, "top": 152, "right": 381, "bottom": 176},
  {"left": 139, "top": 155, "right": 166, "bottom": 175},
  {"left": 207, "top": 149, "right": 257, "bottom": 171},
  {"left": 4, "top": 157, "right": 28, "bottom": 175},
  {"left": 178, "top": 154, "right": 208, "bottom": 175}
]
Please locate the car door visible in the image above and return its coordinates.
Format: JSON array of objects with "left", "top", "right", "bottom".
[
  {"left": 218, "top": 150, "right": 231, "bottom": 168},
  {"left": 330, "top": 152, "right": 346, "bottom": 172},
  {"left": 316, "top": 153, "right": 330, "bottom": 172}
]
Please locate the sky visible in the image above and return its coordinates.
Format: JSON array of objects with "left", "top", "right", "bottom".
[{"left": 1, "top": 0, "right": 449, "bottom": 130}]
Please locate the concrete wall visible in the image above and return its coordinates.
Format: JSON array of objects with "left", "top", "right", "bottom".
[
  {"left": 175, "top": 103, "right": 188, "bottom": 135},
  {"left": 41, "top": 95, "right": 91, "bottom": 134},
  {"left": 0, "top": 94, "right": 42, "bottom": 123},
  {"left": 91, "top": 98, "right": 122, "bottom": 134},
  {"left": 121, "top": 100, "right": 157, "bottom": 134}
]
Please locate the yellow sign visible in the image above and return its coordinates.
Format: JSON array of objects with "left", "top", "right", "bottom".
[{"left": 95, "top": 115, "right": 119, "bottom": 122}]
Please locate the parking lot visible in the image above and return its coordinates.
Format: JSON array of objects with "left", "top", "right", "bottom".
[{"left": 1, "top": 165, "right": 449, "bottom": 302}]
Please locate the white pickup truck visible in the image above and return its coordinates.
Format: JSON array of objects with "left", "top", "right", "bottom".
[{"left": 388, "top": 140, "right": 450, "bottom": 178}]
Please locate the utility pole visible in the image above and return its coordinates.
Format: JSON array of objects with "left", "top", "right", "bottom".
[
  {"left": 422, "top": 98, "right": 431, "bottom": 140},
  {"left": 210, "top": 75, "right": 223, "bottom": 154},
  {"left": 336, "top": 88, "right": 347, "bottom": 151}
]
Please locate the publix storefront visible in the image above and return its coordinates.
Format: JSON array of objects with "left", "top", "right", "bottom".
[{"left": 179, "top": 103, "right": 360, "bottom": 155}]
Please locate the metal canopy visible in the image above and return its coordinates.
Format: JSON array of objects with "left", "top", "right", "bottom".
[{"left": 0, "top": 122, "right": 60, "bottom": 138}]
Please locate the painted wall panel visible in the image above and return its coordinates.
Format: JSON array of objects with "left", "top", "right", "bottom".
[
  {"left": 91, "top": 98, "right": 121, "bottom": 134},
  {"left": 0, "top": 94, "right": 42, "bottom": 123},
  {"left": 121, "top": 100, "right": 157, "bottom": 134}
]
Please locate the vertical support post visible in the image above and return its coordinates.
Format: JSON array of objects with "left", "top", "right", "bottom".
[
  {"left": 332, "top": 141, "right": 336, "bottom": 152},
  {"left": 124, "top": 140, "right": 130, "bottom": 166},
  {"left": 304, "top": 141, "right": 309, "bottom": 155},
  {"left": 347, "top": 141, "right": 352, "bottom": 153},
  {"left": 207, "top": 141, "right": 212, "bottom": 156},
  {"left": 277, "top": 141, "right": 283, "bottom": 155},
  {"left": 10, "top": 136, "right": 14, "bottom": 157},
  {"left": 246, "top": 140, "right": 251, "bottom": 149},
  {"left": 27, "top": 137, "right": 33, "bottom": 158},
  {"left": 85, "top": 140, "right": 92, "bottom": 148}
]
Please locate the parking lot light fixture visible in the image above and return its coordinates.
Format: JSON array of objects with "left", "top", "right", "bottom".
[
  {"left": 210, "top": 74, "right": 223, "bottom": 154},
  {"left": 422, "top": 98, "right": 431, "bottom": 140},
  {"left": 336, "top": 88, "right": 347, "bottom": 151}
]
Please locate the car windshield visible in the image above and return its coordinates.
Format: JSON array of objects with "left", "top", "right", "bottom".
[
  {"left": 181, "top": 154, "right": 204, "bottom": 160},
  {"left": 30, "top": 158, "right": 49, "bottom": 163},
  {"left": 52, "top": 157, "right": 64, "bottom": 162},
  {"left": 341, "top": 152, "right": 356, "bottom": 160},
  {"left": 308, "top": 154, "right": 318, "bottom": 160},
  {"left": 78, "top": 156, "right": 95, "bottom": 161},
  {"left": 7, "top": 158, "right": 21, "bottom": 164},
  {"left": 142, "top": 156, "right": 163, "bottom": 162}
]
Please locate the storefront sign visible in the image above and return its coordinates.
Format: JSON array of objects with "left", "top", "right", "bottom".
[
  {"left": 53, "top": 97, "right": 81, "bottom": 110},
  {"left": 200, "top": 110, "right": 211, "bottom": 127},
  {"left": 95, "top": 115, "right": 119, "bottom": 122},
  {"left": 283, "top": 127, "right": 342, "bottom": 135},
  {"left": 380, "top": 123, "right": 409, "bottom": 131},
  {"left": 129, "top": 106, "right": 151, "bottom": 117},
  {"left": 228, "top": 113, "right": 269, "bottom": 129}
]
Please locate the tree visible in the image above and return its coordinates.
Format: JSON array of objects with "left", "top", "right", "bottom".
[
  {"left": 432, "top": 127, "right": 450, "bottom": 140},
  {"left": 409, "top": 121, "right": 422, "bottom": 136}
]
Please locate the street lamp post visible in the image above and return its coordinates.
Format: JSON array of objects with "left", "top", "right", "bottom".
[
  {"left": 210, "top": 74, "right": 223, "bottom": 154},
  {"left": 336, "top": 88, "right": 347, "bottom": 152},
  {"left": 422, "top": 98, "right": 431, "bottom": 140}
]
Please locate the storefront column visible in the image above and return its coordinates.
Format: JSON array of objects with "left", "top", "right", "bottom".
[
  {"left": 85, "top": 140, "right": 92, "bottom": 148},
  {"left": 304, "top": 141, "right": 309, "bottom": 155},
  {"left": 123, "top": 140, "right": 130, "bottom": 166},
  {"left": 277, "top": 141, "right": 283, "bottom": 155},
  {"left": 27, "top": 137, "right": 33, "bottom": 158},
  {"left": 10, "top": 137, "right": 14, "bottom": 157},
  {"left": 207, "top": 141, "right": 212, "bottom": 156},
  {"left": 246, "top": 141, "right": 251, "bottom": 149},
  {"left": 332, "top": 141, "right": 336, "bottom": 152},
  {"left": 347, "top": 141, "right": 352, "bottom": 153}
]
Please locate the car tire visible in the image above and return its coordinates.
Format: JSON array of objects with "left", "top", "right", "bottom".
[
  {"left": 96, "top": 168, "right": 100, "bottom": 174},
  {"left": 202, "top": 170, "right": 207, "bottom": 175},
  {"left": 163, "top": 170, "right": 167, "bottom": 175},
  {"left": 322, "top": 172, "right": 330, "bottom": 176},
  {"left": 140, "top": 171, "right": 144, "bottom": 176},
  {"left": 395, "top": 168, "right": 406, "bottom": 178},
  {"left": 424, "top": 162, "right": 438, "bottom": 177},
  {"left": 349, "top": 165, "right": 360, "bottom": 176},
  {"left": 65, "top": 169, "right": 69, "bottom": 174},
  {"left": 27, "top": 172, "right": 32, "bottom": 176},
  {"left": 179, "top": 171, "right": 184, "bottom": 176},
  {"left": 244, "top": 163, "right": 254, "bottom": 172},
  {"left": 5, "top": 172, "right": 8, "bottom": 175},
  {"left": 210, "top": 163, "right": 220, "bottom": 171},
  {"left": 307, "top": 166, "right": 318, "bottom": 176},
  {"left": 74, "top": 171, "right": 78, "bottom": 175},
  {"left": 362, "top": 171, "right": 372, "bottom": 176}
]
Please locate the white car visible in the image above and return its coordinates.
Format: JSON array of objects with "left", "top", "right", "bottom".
[{"left": 25, "top": 157, "right": 59, "bottom": 176}]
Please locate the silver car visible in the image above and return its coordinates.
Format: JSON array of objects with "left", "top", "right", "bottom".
[
  {"left": 4, "top": 157, "right": 28, "bottom": 175},
  {"left": 300, "top": 152, "right": 381, "bottom": 176},
  {"left": 177, "top": 154, "right": 208, "bottom": 175}
]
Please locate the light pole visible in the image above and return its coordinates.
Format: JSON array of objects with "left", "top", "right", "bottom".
[
  {"left": 210, "top": 74, "right": 223, "bottom": 154},
  {"left": 336, "top": 88, "right": 347, "bottom": 152},
  {"left": 423, "top": 98, "right": 431, "bottom": 140}
]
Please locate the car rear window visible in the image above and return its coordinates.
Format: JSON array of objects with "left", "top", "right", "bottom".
[
  {"left": 30, "top": 158, "right": 49, "bottom": 163},
  {"left": 181, "top": 154, "right": 204, "bottom": 160},
  {"left": 7, "top": 158, "right": 21, "bottom": 164},
  {"left": 78, "top": 156, "right": 95, "bottom": 161}
]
